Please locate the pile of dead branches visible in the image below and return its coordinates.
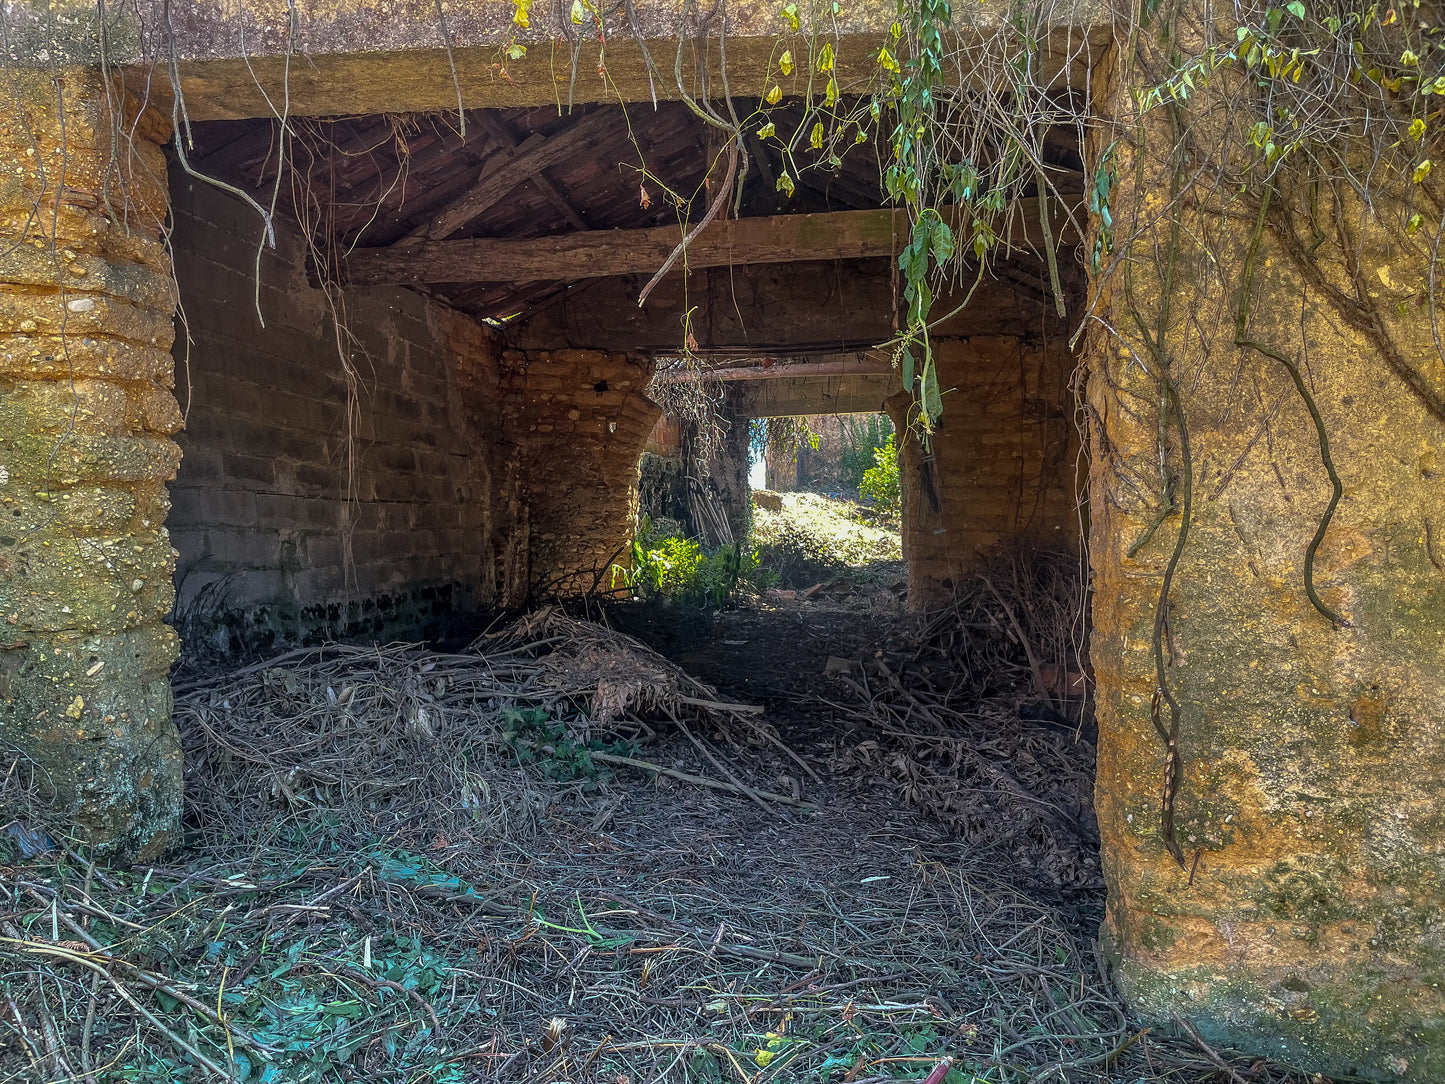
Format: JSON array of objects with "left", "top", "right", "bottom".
[
  {"left": 827, "top": 651, "right": 1100, "bottom": 891},
  {"left": 174, "top": 606, "right": 771, "bottom": 852},
  {"left": 915, "top": 550, "right": 1089, "bottom": 707},
  {"left": 0, "top": 603, "right": 1315, "bottom": 1084},
  {"left": 822, "top": 552, "right": 1099, "bottom": 891}
]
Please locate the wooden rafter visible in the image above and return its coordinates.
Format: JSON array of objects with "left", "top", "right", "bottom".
[
  {"left": 399, "top": 112, "right": 623, "bottom": 243},
  {"left": 470, "top": 113, "right": 589, "bottom": 232},
  {"left": 345, "top": 199, "right": 1078, "bottom": 287}
]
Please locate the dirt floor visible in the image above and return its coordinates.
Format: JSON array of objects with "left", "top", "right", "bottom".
[{"left": 0, "top": 559, "right": 1318, "bottom": 1083}]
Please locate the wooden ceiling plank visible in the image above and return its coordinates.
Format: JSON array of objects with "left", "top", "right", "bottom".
[
  {"left": 344, "top": 199, "right": 1078, "bottom": 287},
  {"left": 401, "top": 112, "right": 623, "bottom": 242},
  {"left": 472, "top": 112, "right": 589, "bottom": 232}
]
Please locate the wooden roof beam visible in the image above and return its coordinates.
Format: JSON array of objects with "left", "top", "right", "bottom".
[
  {"left": 470, "top": 112, "right": 589, "bottom": 233},
  {"left": 655, "top": 356, "right": 893, "bottom": 383},
  {"left": 400, "top": 112, "right": 625, "bottom": 243},
  {"left": 344, "top": 200, "right": 1079, "bottom": 287}
]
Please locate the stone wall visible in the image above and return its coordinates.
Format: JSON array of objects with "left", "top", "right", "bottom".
[
  {"left": 1087, "top": 35, "right": 1445, "bottom": 1081},
  {"left": 498, "top": 348, "right": 659, "bottom": 595},
  {"left": 168, "top": 181, "right": 514, "bottom": 653},
  {"left": 0, "top": 73, "right": 183, "bottom": 858},
  {"left": 890, "top": 335, "right": 1082, "bottom": 605}
]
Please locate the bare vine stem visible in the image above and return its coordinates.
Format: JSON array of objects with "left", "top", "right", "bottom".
[
  {"left": 1119, "top": 83, "right": 1192, "bottom": 870},
  {"left": 637, "top": 136, "right": 739, "bottom": 306},
  {"left": 1234, "top": 187, "right": 1350, "bottom": 628}
]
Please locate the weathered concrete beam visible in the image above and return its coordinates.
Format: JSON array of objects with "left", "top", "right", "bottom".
[{"left": 344, "top": 202, "right": 1075, "bottom": 286}]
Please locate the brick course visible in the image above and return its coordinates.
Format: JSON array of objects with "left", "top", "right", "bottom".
[{"left": 168, "top": 182, "right": 509, "bottom": 649}]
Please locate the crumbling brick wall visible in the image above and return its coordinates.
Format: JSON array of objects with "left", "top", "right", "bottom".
[
  {"left": 498, "top": 349, "right": 659, "bottom": 595},
  {"left": 167, "top": 182, "right": 514, "bottom": 652},
  {"left": 889, "top": 335, "right": 1082, "bottom": 605}
]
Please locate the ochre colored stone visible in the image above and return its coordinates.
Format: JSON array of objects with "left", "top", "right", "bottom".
[
  {"left": 1087, "top": 38, "right": 1445, "bottom": 1082},
  {"left": 0, "top": 68, "right": 182, "bottom": 859}
]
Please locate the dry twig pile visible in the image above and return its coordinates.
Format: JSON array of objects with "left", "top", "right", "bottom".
[{"left": 0, "top": 603, "right": 1311, "bottom": 1083}]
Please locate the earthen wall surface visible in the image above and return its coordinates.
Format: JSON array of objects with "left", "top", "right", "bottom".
[
  {"left": 498, "top": 348, "right": 659, "bottom": 595},
  {"left": 891, "top": 334, "right": 1082, "bottom": 605},
  {"left": 0, "top": 73, "right": 183, "bottom": 857},
  {"left": 1087, "top": 37, "right": 1445, "bottom": 1080},
  {"left": 168, "top": 181, "right": 510, "bottom": 652}
]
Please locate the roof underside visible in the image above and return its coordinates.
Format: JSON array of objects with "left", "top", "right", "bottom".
[{"left": 182, "top": 101, "right": 1085, "bottom": 329}]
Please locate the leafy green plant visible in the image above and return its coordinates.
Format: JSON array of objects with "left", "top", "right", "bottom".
[
  {"left": 616, "top": 527, "right": 754, "bottom": 608},
  {"left": 839, "top": 414, "right": 896, "bottom": 493},
  {"left": 860, "top": 434, "right": 901, "bottom": 516},
  {"left": 500, "top": 706, "right": 631, "bottom": 781}
]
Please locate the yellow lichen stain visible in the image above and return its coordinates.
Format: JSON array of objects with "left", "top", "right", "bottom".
[
  {"left": 1312, "top": 524, "right": 1375, "bottom": 573},
  {"left": 64, "top": 695, "right": 83, "bottom": 718}
]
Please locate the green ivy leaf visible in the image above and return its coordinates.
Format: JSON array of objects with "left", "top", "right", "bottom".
[{"left": 921, "top": 360, "right": 943, "bottom": 423}]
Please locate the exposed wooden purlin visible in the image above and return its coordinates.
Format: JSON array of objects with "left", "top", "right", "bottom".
[
  {"left": 401, "top": 112, "right": 624, "bottom": 243},
  {"left": 345, "top": 200, "right": 1077, "bottom": 286},
  {"left": 504, "top": 257, "right": 1064, "bottom": 355},
  {"left": 656, "top": 355, "right": 892, "bottom": 383},
  {"left": 735, "top": 373, "right": 899, "bottom": 418},
  {"left": 471, "top": 112, "right": 588, "bottom": 232}
]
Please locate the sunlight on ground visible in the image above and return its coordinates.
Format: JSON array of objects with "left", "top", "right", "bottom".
[{"left": 750, "top": 491, "right": 901, "bottom": 568}]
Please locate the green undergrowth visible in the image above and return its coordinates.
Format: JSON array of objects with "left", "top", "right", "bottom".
[
  {"left": 501, "top": 706, "right": 635, "bottom": 782},
  {"left": 858, "top": 434, "right": 901, "bottom": 516},
  {"left": 615, "top": 519, "right": 768, "bottom": 607},
  {"left": 749, "top": 491, "right": 903, "bottom": 588},
  {"left": 619, "top": 492, "right": 903, "bottom": 607}
]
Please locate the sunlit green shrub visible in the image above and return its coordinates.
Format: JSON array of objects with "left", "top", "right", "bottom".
[
  {"left": 617, "top": 521, "right": 758, "bottom": 608},
  {"left": 859, "top": 434, "right": 901, "bottom": 515}
]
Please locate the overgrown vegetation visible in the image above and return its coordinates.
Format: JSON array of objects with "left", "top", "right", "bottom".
[
  {"left": 615, "top": 520, "right": 761, "bottom": 608},
  {"left": 619, "top": 490, "right": 902, "bottom": 607},
  {"left": 858, "top": 433, "right": 901, "bottom": 515},
  {"left": 750, "top": 491, "right": 903, "bottom": 588},
  {"left": 838, "top": 414, "right": 896, "bottom": 494}
]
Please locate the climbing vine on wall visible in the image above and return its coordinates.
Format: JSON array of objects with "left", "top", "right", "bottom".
[{"left": 1108, "top": 0, "right": 1444, "bottom": 864}]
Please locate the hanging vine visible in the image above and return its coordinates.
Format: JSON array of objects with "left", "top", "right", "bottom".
[{"left": 1100, "top": 0, "right": 1444, "bottom": 863}]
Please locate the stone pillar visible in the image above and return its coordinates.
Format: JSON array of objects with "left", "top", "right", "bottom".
[
  {"left": 1087, "top": 37, "right": 1445, "bottom": 1082},
  {"left": 0, "top": 71, "right": 183, "bottom": 859},
  {"left": 888, "top": 336, "right": 1079, "bottom": 607},
  {"left": 499, "top": 348, "right": 659, "bottom": 595}
]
